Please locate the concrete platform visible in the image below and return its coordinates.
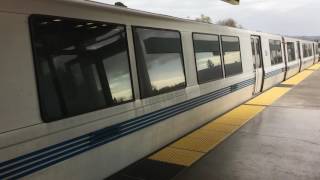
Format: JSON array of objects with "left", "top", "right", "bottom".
[{"left": 173, "top": 70, "right": 320, "bottom": 180}]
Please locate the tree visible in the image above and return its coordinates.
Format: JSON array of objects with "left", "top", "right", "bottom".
[
  {"left": 207, "top": 60, "right": 214, "bottom": 69},
  {"left": 114, "top": 2, "right": 127, "bottom": 8},
  {"left": 195, "top": 14, "right": 212, "bottom": 24},
  {"left": 217, "top": 18, "right": 243, "bottom": 28}
]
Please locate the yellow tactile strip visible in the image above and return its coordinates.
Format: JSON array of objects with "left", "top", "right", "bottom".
[
  {"left": 169, "top": 129, "right": 229, "bottom": 153},
  {"left": 246, "top": 87, "right": 291, "bottom": 106},
  {"left": 307, "top": 63, "right": 320, "bottom": 70},
  {"left": 282, "top": 71, "right": 314, "bottom": 85},
  {"left": 148, "top": 147, "right": 204, "bottom": 166},
  {"left": 214, "top": 105, "right": 265, "bottom": 125},
  {"left": 147, "top": 65, "right": 318, "bottom": 167},
  {"left": 148, "top": 105, "right": 265, "bottom": 166},
  {"left": 201, "top": 122, "right": 239, "bottom": 133}
]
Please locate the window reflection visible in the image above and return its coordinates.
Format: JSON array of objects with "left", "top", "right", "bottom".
[
  {"left": 255, "top": 39, "right": 262, "bottom": 68},
  {"left": 193, "top": 34, "right": 223, "bottom": 83},
  {"left": 303, "top": 44, "right": 307, "bottom": 58},
  {"left": 251, "top": 38, "right": 256, "bottom": 68},
  {"left": 221, "top": 36, "right": 242, "bottom": 76},
  {"left": 308, "top": 44, "right": 313, "bottom": 56},
  {"left": 133, "top": 28, "right": 186, "bottom": 98},
  {"left": 287, "top": 42, "right": 296, "bottom": 62},
  {"left": 103, "top": 52, "right": 133, "bottom": 103},
  {"left": 251, "top": 37, "right": 262, "bottom": 69},
  {"left": 303, "top": 43, "right": 313, "bottom": 58},
  {"left": 269, "top": 40, "right": 283, "bottom": 65},
  {"left": 30, "top": 15, "right": 133, "bottom": 121}
]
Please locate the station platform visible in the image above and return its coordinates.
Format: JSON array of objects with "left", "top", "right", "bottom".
[{"left": 107, "top": 64, "right": 320, "bottom": 180}]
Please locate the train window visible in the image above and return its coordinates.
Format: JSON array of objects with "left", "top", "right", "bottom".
[
  {"left": 269, "top": 40, "right": 283, "bottom": 65},
  {"left": 193, "top": 33, "right": 223, "bottom": 83},
  {"left": 133, "top": 27, "right": 186, "bottom": 98},
  {"left": 29, "top": 15, "right": 134, "bottom": 121},
  {"left": 303, "top": 44, "right": 308, "bottom": 57},
  {"left": 287, "top": 42, "right": 296, "bottom": 62},
  {"left": 303, "top": 43, "right": 313, "bottom": 57},
  {"left": 221, "top": 36, "right": 243, "bottom": 77},
  {"left": 309, "top": 44, "right": 313, "bottom": 56}
]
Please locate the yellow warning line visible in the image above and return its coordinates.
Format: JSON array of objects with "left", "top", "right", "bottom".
[
  {"left": 148, "top": 147, "right": 204, "bottom": 166},
  {"left": 200, "top": 122, "right": 239, "bottom": 133},
  {"left": 246, "top": 87, "right": 291, "bottom": 106},
  {"left": 147, "top": 66, "right": 318, "bottom": 167},
  {"left": 307, "top": 63, "right": 320, "bottom": 70},
  {"left": 169, "top": 129, "right": 229, "bottom": 153},
  {"left": 282, "top": 71, "right": 313, "bottom": 85},
  {"left": 214, "top": 105, "right": 265, "bottom": 125}
]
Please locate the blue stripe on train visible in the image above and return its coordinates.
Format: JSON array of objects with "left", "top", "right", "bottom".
[
  {"left": 0, "top": 78, "right": 256, "bottom": 179},
  {"left": 264, "top": 68, "right": 285, "bottom": 79}
]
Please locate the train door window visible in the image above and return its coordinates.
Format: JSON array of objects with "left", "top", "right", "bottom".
[
  {"left": 251, "top": 36, "right": 262, "bottom": 69},
  {"left": 303, "top": 43, "right": 313, "bottom": 57},
  {"left": 269, "top": 40, "right": 283, "bottom": 65},
  {"left": 221, "top": 36, "right": 243, "bottom": 77},
  {"left": 192, "top": 33, "right": 223, "bottom": 83},
  {"left": 287, "top": 42, "right": 296, "bottom": 62},
  {"left": 29, "top": 15, "right": 134, "bottom": 121},
  {"left": 251, "top": 38, "right": 256, "bottom": 67},
  {"left": 297, "top": 41, "right": 301, "bottom": 59},
  {"left": 309, "top": 44, "right": 313, "bottom": 56},
  {"left": 313, "top": 44, "right": 315, "bottom": 56},
  {"left": 303, "top": 44, "right": 308, "bottom": 57},
  {"left": 133, "top": 27, "right": 186, "bottom": 98}
]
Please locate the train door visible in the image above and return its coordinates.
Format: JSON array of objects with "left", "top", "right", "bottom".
[
  {"left": 318, "top": 43, "right": 320, "bottom": 62},
  {"left": 313, "top": 43, "right": 316, "bottom": 64},
  {"left": 297, "top": 41, "right": 302, "bottom": 71},
  {"left": 251, "top": 36, "right": 264, "bottom": 94},
  {"left": 282, "top": 38, "right": 288, "bottom": 81}
]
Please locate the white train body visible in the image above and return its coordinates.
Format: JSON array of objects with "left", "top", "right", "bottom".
[{"left": 0, "top": 1, "right": 318, "bottom": 179}]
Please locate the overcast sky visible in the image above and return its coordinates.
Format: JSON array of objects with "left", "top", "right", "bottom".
[{"left": 93, "top": 0, "right": 319, "bottom": 36}]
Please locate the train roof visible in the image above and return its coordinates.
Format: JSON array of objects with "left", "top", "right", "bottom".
[
  {"left": 0, "top": 0, "right": 317, "bottom": 43},
  {"left": 66, "top": 0, "right": 317, "bottom": 43}
]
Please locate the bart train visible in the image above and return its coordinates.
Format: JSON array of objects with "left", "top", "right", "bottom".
[{"left": 0, "top": 0, "right": 319, "bottom": 179}]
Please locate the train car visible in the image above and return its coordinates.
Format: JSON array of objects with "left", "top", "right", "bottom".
[
  {"left": 0, "top": 0, "right": 318, "bottom": 179},
  {"left": 283, "top": 37, "right": 301, "bottom": 79},
  {"left": 258, "top": 34, "right": 286, "bottom": 91},
  {"left": 300, "top": 39, "right": 316, "bottom": 70}
]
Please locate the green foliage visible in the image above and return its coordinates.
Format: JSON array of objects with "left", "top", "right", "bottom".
[
  {"left": 217, "top": 18, "right": 243, "bottom": 28},
  {"left": 114, "top": 2, "right": 127, "bottom": 8},
  {"left": 195, "top": 14, "right": 212, "bottom": 24}
]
